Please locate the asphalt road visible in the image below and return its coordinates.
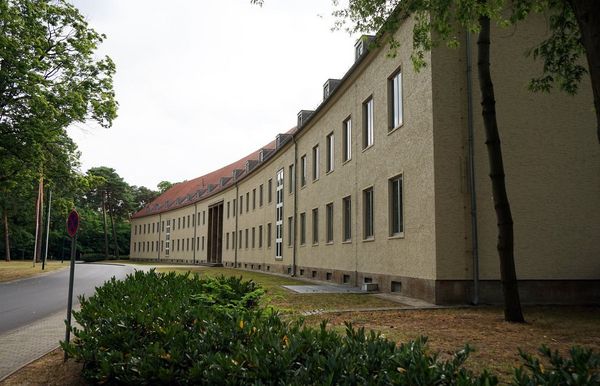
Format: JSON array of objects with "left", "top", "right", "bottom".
[{"left": 0, "top": 263, "right": 137, "bottom": 334}]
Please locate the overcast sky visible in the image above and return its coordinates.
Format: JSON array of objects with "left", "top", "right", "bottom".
[{"left": 66, "top": 1, "right": 357, "bottom": 190}]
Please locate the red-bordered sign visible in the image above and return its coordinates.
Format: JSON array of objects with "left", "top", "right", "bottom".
[{"left": 67, "top": 209, "right": 79, "bottom": 237}]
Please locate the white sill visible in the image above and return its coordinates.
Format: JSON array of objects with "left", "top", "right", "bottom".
[
  {"left": 362, "top": 237, "right": 375, "bottom": 242},
  {"left": 387, "top": 123, "right": 404, "bottom": 135},
  {"left": 388, "top": 232, "right": 405, "bottom": 240},
  {"left": 361, "top": 144, "right": 374, "bottom": 153}
]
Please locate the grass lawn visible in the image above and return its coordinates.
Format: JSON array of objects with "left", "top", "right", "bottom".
[
  {"left": 2, "top": 266, "right": 599, "bottom": 385},
  {"left": 158, "top": 266, "right": 405, "bottom": 314},
  {"left": 0, "top": 260, "right": 69, "bottom": 283}
]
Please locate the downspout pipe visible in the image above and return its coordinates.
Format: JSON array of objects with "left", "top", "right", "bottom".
[
  {"left": 193, "top": 203, "right": 197, "bottom": 264},
  {"left": 234, "top": 181, "right": 239, "bottom": 268},
  {"left": 158, "top": 213, "right": 162, "bottom": 261},
  {"left": 466, "top": 30, "right": 480, "bottom": 305},
  {"left": 292, "top": 135, "right": 298, "bottom": 277}
]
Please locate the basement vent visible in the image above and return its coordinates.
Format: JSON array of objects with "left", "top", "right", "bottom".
[
  {"left": 343, "top": 274, "right": 350, "bottom": 284},
  {"left": 297, "top": 110, "right": 314, "bottom": 128},
  {"left": 354, "top": 35, "right": 375, "bottom": 61},
  {"left": 323, "top": 79, "right": 341, "bottom": 100}
]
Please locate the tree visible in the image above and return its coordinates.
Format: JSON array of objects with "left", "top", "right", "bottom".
[
  {"left": 157, "top": 181, "right": 174, "bottom": 194},
  {"left": 132, "top": 186, "right": 159, "bottom": 211},
  {"left": 0, "top": 0, "right": 117, "bottom": 186}
]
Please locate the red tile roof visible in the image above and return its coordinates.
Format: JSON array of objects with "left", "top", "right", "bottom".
[{"left": 131, "top": 127, "right": 296, "bottom": 219}]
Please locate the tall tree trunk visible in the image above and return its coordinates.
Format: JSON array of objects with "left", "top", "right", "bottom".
[
  {"left": 108, "top": 198, "right": 120, "bottom": 258},
  {"left": 568, "top": 0, "right": 600, "bottom": 142},
  {"left": 102, "top": 190, "right": 109, "bottom": 260},
  {"left": 35, "top": 177, "right": 44, "bottom": 263},
  {"left": 4, "top": 209, "right": 10, "bottom": 262},
  {"left": 477, "top": 15, "right": 525, "bottom": 323}
]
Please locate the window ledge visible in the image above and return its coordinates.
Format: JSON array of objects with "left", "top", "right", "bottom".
[
  {"left": 388, "top": 233, "right": 405, "bottom": 240},
  {"left": 342, "top": 158, "right": 352, "bottom": 166},
  {"left": 325, "top": 241, "right": 334, "bottom": 245},
  {"left": 362, "top": 237, "right": 375, "bottom": 243},
  {"left": 274, "top": 257, "right": 283, "bottom": 261},
  {"left": 312, "top": 243, "right": 319, "bottom": 247},
  {"left": 326, "top": 169, "right": 334, "bottom": 175},
  {"left": 312, "top": 178, "right": 320, "bottom": 183},
  {"left": 361, "top": 144, "right": 374, "bottom": 153},
  {"left": 388, "top": 123, "right": 404, "bottom": 135},
  {"left": 341, "top": 240, "right": 352, "bottom": 244}
]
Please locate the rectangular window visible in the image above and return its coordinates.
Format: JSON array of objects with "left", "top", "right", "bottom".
[
  {"left": 326, "top": 133, "right": 334, "bottom": 173},
  {"left": 232, "top": 231, "right": 236, "bottom": 249},
  {"left": 326, "top": 203, "right": 334, "bottom": 243},
  {"left": 202, "top": 236, "right": 205, "bottom": 250},
  {"left": 300, "top": 212, "right": 306, "bottom": 245},
  {"left": 252, "top": 189, "right": 256, "bottom": 210},
  {"left": 246, "top": 192, "right": 249, "bottom": 212},
  {"left": 268, "top": 179, "right": 273, "bottom": 203},
  {"left": 186, "top": 238, "right": 189, "bottom": 251},
  {"left": 203, "top": 211, "right": 206, "bottom": 225},
  {"left": 267, "top": 223, "right": 272, "bottom": 248},
  {"left": 226, "top": 232, "right": 230, "bottom": 250},
  {"left": 239, "top": 195, "right": 243, "bottom": 215},
  {"left": 239, "top": 230, "right": 243, "bottom": 250},
  {"left": 300, "top": 155, "right": 307, "bottom": 187},
  {"left": 233, "top": 199, "right": 237, "bottom": 217},
  {"left": 196, "top": 237, "right": 199, "bottom": 250},
  {"left": 312, "top": 208, "right": 319, "bottom": 245},
  {"left": 343, "top": 196, "right": 352, "bottom": 241},
  {"left": 245, "top": 228, "right": 249, "bottom": 248},
  {"left": 389, "top": 175, "right": 404, "bottom": 235},
  {"left": 289, "top": 164, "right": 295, "bottom": 193},
  {"left": 187, "top": 215, "right": 190, "bottom": 228},
  {"left": 363, "top": 96, "right": 374, "bottom": 148},
  {"left": 312, "top": 145, "right": 320, "bottom": 181},
  {"left": 252, "top": 227, "right": 256, "bottom": 248},
  {"left": 259, "top": 184, "right": 264, "bottom": 207},
  {"left": 363, "top": 187, "right": 374, "bottom": 239},
  {"left": 258, "top": 225, "right": 263, "bottom": 248},
  {"left": 389, "top": 69, "right": 403, "bottom": 130},
  {"left": 287, "top": 216, "right": 293, "bottom": 246},
  {"left": 343, "top": 118, "right": 352, "bottom": 162},
  {"left": 227, "top": 202, "right": 230, "bottom": 219},
  {"left": 193, "top": 214, "right": 196, "bottom": 227}
]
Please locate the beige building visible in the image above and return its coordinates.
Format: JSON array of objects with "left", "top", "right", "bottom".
[{"left": 130, "top": 14, "right": 600, "bottom": 304}]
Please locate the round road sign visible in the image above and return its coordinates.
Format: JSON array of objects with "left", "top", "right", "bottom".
[{"left": 67, "top": 209, "right": 79, "bottom": 237}]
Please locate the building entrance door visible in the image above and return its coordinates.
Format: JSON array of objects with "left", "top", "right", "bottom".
[{"left": 207, "top": 202, "right": 223, "bottom": 264}]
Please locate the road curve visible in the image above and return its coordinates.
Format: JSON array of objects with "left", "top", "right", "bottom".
[{"left": 0, "top": 263, "right": 138, "bottom": 334}]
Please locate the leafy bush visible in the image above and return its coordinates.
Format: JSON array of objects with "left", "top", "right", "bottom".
[
  {"left": 79, "top": 253, "right": 115, "bottom": 262},
  {"left": 514, "top": 345, "right": 600, "bottom": 385},
  {"left": 63, "top": 270, "right": 499, "bottom": 385}
]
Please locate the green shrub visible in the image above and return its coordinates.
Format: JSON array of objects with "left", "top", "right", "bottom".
[
  {"left": 514, "top": 345, "right": 600, "bottom": 385},
  {"left": 63, "top": 270, "right": 498, "bottom": 385},
  {"left": 79, "top": 253, "right": 115, "bottom": 262}
]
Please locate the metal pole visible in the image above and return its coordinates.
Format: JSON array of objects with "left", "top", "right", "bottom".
[
  {"left": 64, "top": 233, "right": 77, "bottom": 361},
  {"left": 42, "top": 189, "right": 52, "bottom": 270}
]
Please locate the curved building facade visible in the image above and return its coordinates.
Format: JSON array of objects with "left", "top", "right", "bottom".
[{"left": 131, "top": 14, "right": 600, "bottom": 304}]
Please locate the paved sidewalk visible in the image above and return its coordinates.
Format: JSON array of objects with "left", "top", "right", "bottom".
[{"left": 0, "top": 308, "right": 79, "bottom": 382}]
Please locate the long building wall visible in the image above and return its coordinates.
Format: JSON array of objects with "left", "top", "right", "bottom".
[{"left": 130, "top": 14, "right": 600, "bottom": 305}]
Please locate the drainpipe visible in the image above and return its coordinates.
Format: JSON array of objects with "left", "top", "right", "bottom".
[
  {"left": 234, "top": 182, "right": 239, "bottom": 268},
  {"left": 292, "top": 135, "right": 298, "bottom": 277},
  {"left": 158, "top": 213, "right": 162, "bottom": 261},
  {"left": 466, "top": 30, "right": 480, "bottom": 305},
  {"left": 193, "top": 203, "right": 197, "bottom": 264}
]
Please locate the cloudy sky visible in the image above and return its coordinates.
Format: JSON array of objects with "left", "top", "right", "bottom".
[{"left": 67, "top": 1, "right": 358, "bottom": 190}]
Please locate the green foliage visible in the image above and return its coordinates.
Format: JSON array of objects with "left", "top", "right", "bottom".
[
  {"left": 0, "top": 0, "right": 117, "bottom": 184},
  {"left": 330, "top": 0, "right": 586, "bottom": 94},
  {"left": 514, "top": 345, "right": 600, "bottom": 385},
  {"left": 64, "top": 270, "right": 498, "bottom": 385}
]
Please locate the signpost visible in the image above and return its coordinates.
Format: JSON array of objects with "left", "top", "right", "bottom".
[{"left": 64, "top": 209, "right": 79, "bottom": 361}]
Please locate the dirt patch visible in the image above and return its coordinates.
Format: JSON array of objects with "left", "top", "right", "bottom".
[{"left": 305, "top": 306, "right": 600, "bottom": 381}]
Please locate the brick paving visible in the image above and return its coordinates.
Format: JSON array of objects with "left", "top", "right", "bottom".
[{"left": 0, "top": 308, "right": 79, "bottom": 381}]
